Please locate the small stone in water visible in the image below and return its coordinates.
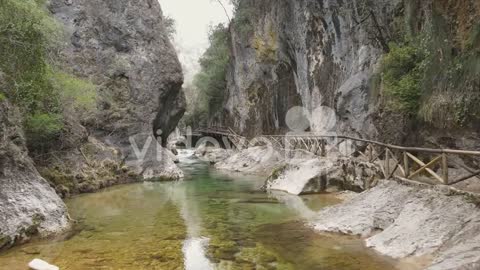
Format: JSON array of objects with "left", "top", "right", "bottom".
[{"left": 28, "top": 259, "right": 59, "bottom": 270}]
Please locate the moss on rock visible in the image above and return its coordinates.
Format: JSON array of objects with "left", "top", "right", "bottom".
[{"left": 0, "top": 234, "right": 12, "bottom": 250}]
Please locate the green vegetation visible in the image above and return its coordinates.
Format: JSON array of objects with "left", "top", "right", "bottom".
[
  {"left": 183, "top": 24, "right": 231, "bottom": 127},
  {"left": 51, "top": 70, "right": 97, "bottom": 113},
  {"left": 381, "top": 43, "right": 425, "bottom": 113},
  {"left": 231, "top": 0, "right": 254, "bottom": 35},
  {"left": 0, "top": 0, "right": 98, "bottom": 150},
  {"left": 466, "top": 23, "right": 480, "bottom": 50},
  {"left": 163, "top": 15, "right": 176, "bottom": 39},
  {"left": 380, "top": 13, "right": 480, "bottom": 128},
  {"left": 0, "top": 0, "right": 62, "bottom": 112},
  {"left": 0, "top": 0, "right": 63, "bottom": 150},
  {"left": 268, "top": 165, "right": 287, "bottom": 180},
  {"left": 25, "top": 113, "right": 63, "bottom": 150},
  {"left": 0, "top": 92, "right": 5, "bottom": 102}
]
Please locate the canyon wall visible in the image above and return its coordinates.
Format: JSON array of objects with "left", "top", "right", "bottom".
[
  {"left": 49, "top": 0, "right": 185, "bottom": 147},
  {"left": 0, "top": 0, "right": 185, "bottom": 248},
  {"left": 220, "top": 0, "right": 400, "bottom": 138},
  {"left": 42, "top": 0, "right": 186, "bottom": 190},
  {"left": 220, "top": 0, "right": 480, "bottom": 147},
  {"left": 0, "top": 99, "right": 69, "bottom": 250}
]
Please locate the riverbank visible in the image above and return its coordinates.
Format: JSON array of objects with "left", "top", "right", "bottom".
[
  {"left": 196, "top": 145, "right": 379, "bottom": 193},
  {"left": 0, "top": 150, "right": 400, "bottom": 270},
  {"left": 199, "top": 146, "right": 480, "bottom": 270},
  {"left": 312, "top": 180, "right": 480, "bottom": 270}
]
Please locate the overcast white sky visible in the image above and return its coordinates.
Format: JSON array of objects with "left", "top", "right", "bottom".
[{"left": 159, "top": 0, "right": 233, "bottom": 84}]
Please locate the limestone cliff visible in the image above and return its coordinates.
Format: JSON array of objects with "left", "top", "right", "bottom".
[
  {"left": 43, "top": 0, "right": 186, "bottom": 186},
  {"left": 220, "top": 0, "right": 480, "bottom": 146},
  {"left": 49, "top": 0, "right": 185, "bottom": 144},
  {"left": 0, "top": 99, "right": 69, "bottom": 250},
  {"left": 0, "top": 0, "right": 185, "bottom": 250},
  {"left": 220, "top": 0, "right": 400, "bottom": 138}
]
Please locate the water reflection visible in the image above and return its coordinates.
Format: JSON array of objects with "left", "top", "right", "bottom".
[
  {"left": 269, "top": 191, "right": 317, "bottom": 219},
  {"left": 162, "top": 154, "right": 214, "bottom": 270},
  {"left": 0, "top": 149, "right": 398, "bottom": 270},
  {"left": 182, "top": 237, "right": 213, "bottom": 270}
]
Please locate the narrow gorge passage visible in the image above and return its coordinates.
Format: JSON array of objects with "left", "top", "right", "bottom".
[
  {"left": 1, "top": 0, "right": 479, "bottom": 269},
  {"left": 0, "top": 151, "right": 401, "bottom": 270}
]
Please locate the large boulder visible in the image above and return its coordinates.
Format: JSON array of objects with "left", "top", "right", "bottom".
[
  {"left": 126, "top": 142, "right": 184, "bottom": 181},
  {"left": 0, "top": 101, "right": 69, "bottom": 250},
  {"left": 263, "top": 153, "right": 383, "bottom": 195},
  {"left": 263, "top": 158, "right": 340, "bottom": 195},
  {"left": 311, "top": 180, "right": 480, "bottom": 270},
  {"left": 215, "top": 146, "right": 282, "bottom": 175}
]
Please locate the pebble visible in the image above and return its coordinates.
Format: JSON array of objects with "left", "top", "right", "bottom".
[{"left": 28, "top": 259, "right": 59, "bottom": 270}]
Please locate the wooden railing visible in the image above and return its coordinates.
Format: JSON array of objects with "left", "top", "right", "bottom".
[
  {"left": 189, "top": 128, "right": 480, "bottom": 186},
  {"left": 194, "top": 126, "right": 240, "bottom": 137},
  {"left": 258, "top": 134, "right": 480, "bottom": 186}
]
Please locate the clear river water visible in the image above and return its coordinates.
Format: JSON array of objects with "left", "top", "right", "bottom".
[{"left": 0, "top": 150, "right": 399, "bottom": 269}]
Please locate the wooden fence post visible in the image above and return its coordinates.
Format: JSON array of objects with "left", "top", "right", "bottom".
[
  {"left": 368, "top": 144, "right": 373, "bottom": 161},
  {"left": 321, "top": 140, "right": 326, "bottom": 157},
  {"left": 385, "top": 149, "right": 390, "bottom": 178},
  {"left": 404, "top": 152, "right": 410, "bottom": 178},
  {"left": 442, "top": 153, "right": 448, "bottom": 184}
]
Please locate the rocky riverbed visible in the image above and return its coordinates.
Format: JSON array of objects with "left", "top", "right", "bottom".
[
  {"left": 198, "top": 145, "right": 480, "bottom": 270},
  {"left": 197, "top": 145, "right": 380, "bottom": 194},
  {"left": 312, "top": 180, "right": 480, "bottom": 270}
]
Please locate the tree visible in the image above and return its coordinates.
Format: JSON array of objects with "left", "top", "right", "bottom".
[
  {"left": 184, "top": 24, "right": 231, "bottom": 127},
  {"left": 163, "top": 15, "right": 176, "bottom": 39}
]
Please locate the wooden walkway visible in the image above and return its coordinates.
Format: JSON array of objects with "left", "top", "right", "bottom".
[{"left": 191, "top": 127, "right": 480, "bottom": 186}]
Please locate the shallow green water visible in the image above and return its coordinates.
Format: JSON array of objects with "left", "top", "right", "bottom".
[{"left": 0, "top": 150, "right": 398, "bottom": 269}]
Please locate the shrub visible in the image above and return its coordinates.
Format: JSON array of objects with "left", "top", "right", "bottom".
[
  {"left": 381, "top": 43, "right": 425, "bottom": 113},
  {"left": 50, "top": 70, "right": 97, "bottom": 113},
  {"left": 25, "top": 113, "right": 63, "bottom": 150},
  {"left": 0, "top": 0, "right": 62, "bottom": 113},
  {"left": 232, "top": 1, "right": 254, "bottom": 35},
  {"left": 163, "top": 15, "right": 176, "bottom": 39}
]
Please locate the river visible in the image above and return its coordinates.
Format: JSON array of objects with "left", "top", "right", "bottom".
[{"left": 0, "top": 150, "right": 398, "bottom": 269}]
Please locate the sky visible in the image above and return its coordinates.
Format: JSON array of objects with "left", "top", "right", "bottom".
[{"left": 159, "top": 0, "right": 233, "bottom": 84}]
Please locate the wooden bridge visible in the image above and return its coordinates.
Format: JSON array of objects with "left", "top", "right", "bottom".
[{"left": 188, "top": 127, "right": 480, "bottom": 186}]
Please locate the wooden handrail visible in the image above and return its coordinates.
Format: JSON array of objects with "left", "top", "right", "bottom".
[
  {"left": 189, "top": 128, "right": 479, "bottom": 186},
  {"left": 264, "top": 134, "right": 480, "bottom": 156},
  {"left": 261, "top": 134, "right": 479, "bottom": 185}
]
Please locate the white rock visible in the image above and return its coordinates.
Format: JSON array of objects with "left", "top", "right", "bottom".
[
  {"left": 215, "top": 146, "right": 282, "bottom": 175},
  {"left": 311, "top": 180, "right": 480, "bottom": 270},
  {"left": 28, "top": 259, "right": 59, "bottom": 270},
  {"left": 265, "top": 158, "right": 333, "bottom": 195}
]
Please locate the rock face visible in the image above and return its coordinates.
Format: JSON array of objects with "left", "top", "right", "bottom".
[
  {"left": 311, "top": 181, "right": 480, "bottom": 270},
  {"left": 219, "top": 0, "right": 480, "bottom": 157},
  {"left": 0, "top": 101, "right": 69, "bottom": 250},
  {"left": 219, "top": 0, "right": 400, "bottom": 138},
  {"left": 127, "top": 142, "right": 184, "bottom": 181},
  {"left": 2, "top": 0, "right": 185, "bottom": 251},
  {"left": 48, "top": 0, "right": 185, "bottom": 180}
]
